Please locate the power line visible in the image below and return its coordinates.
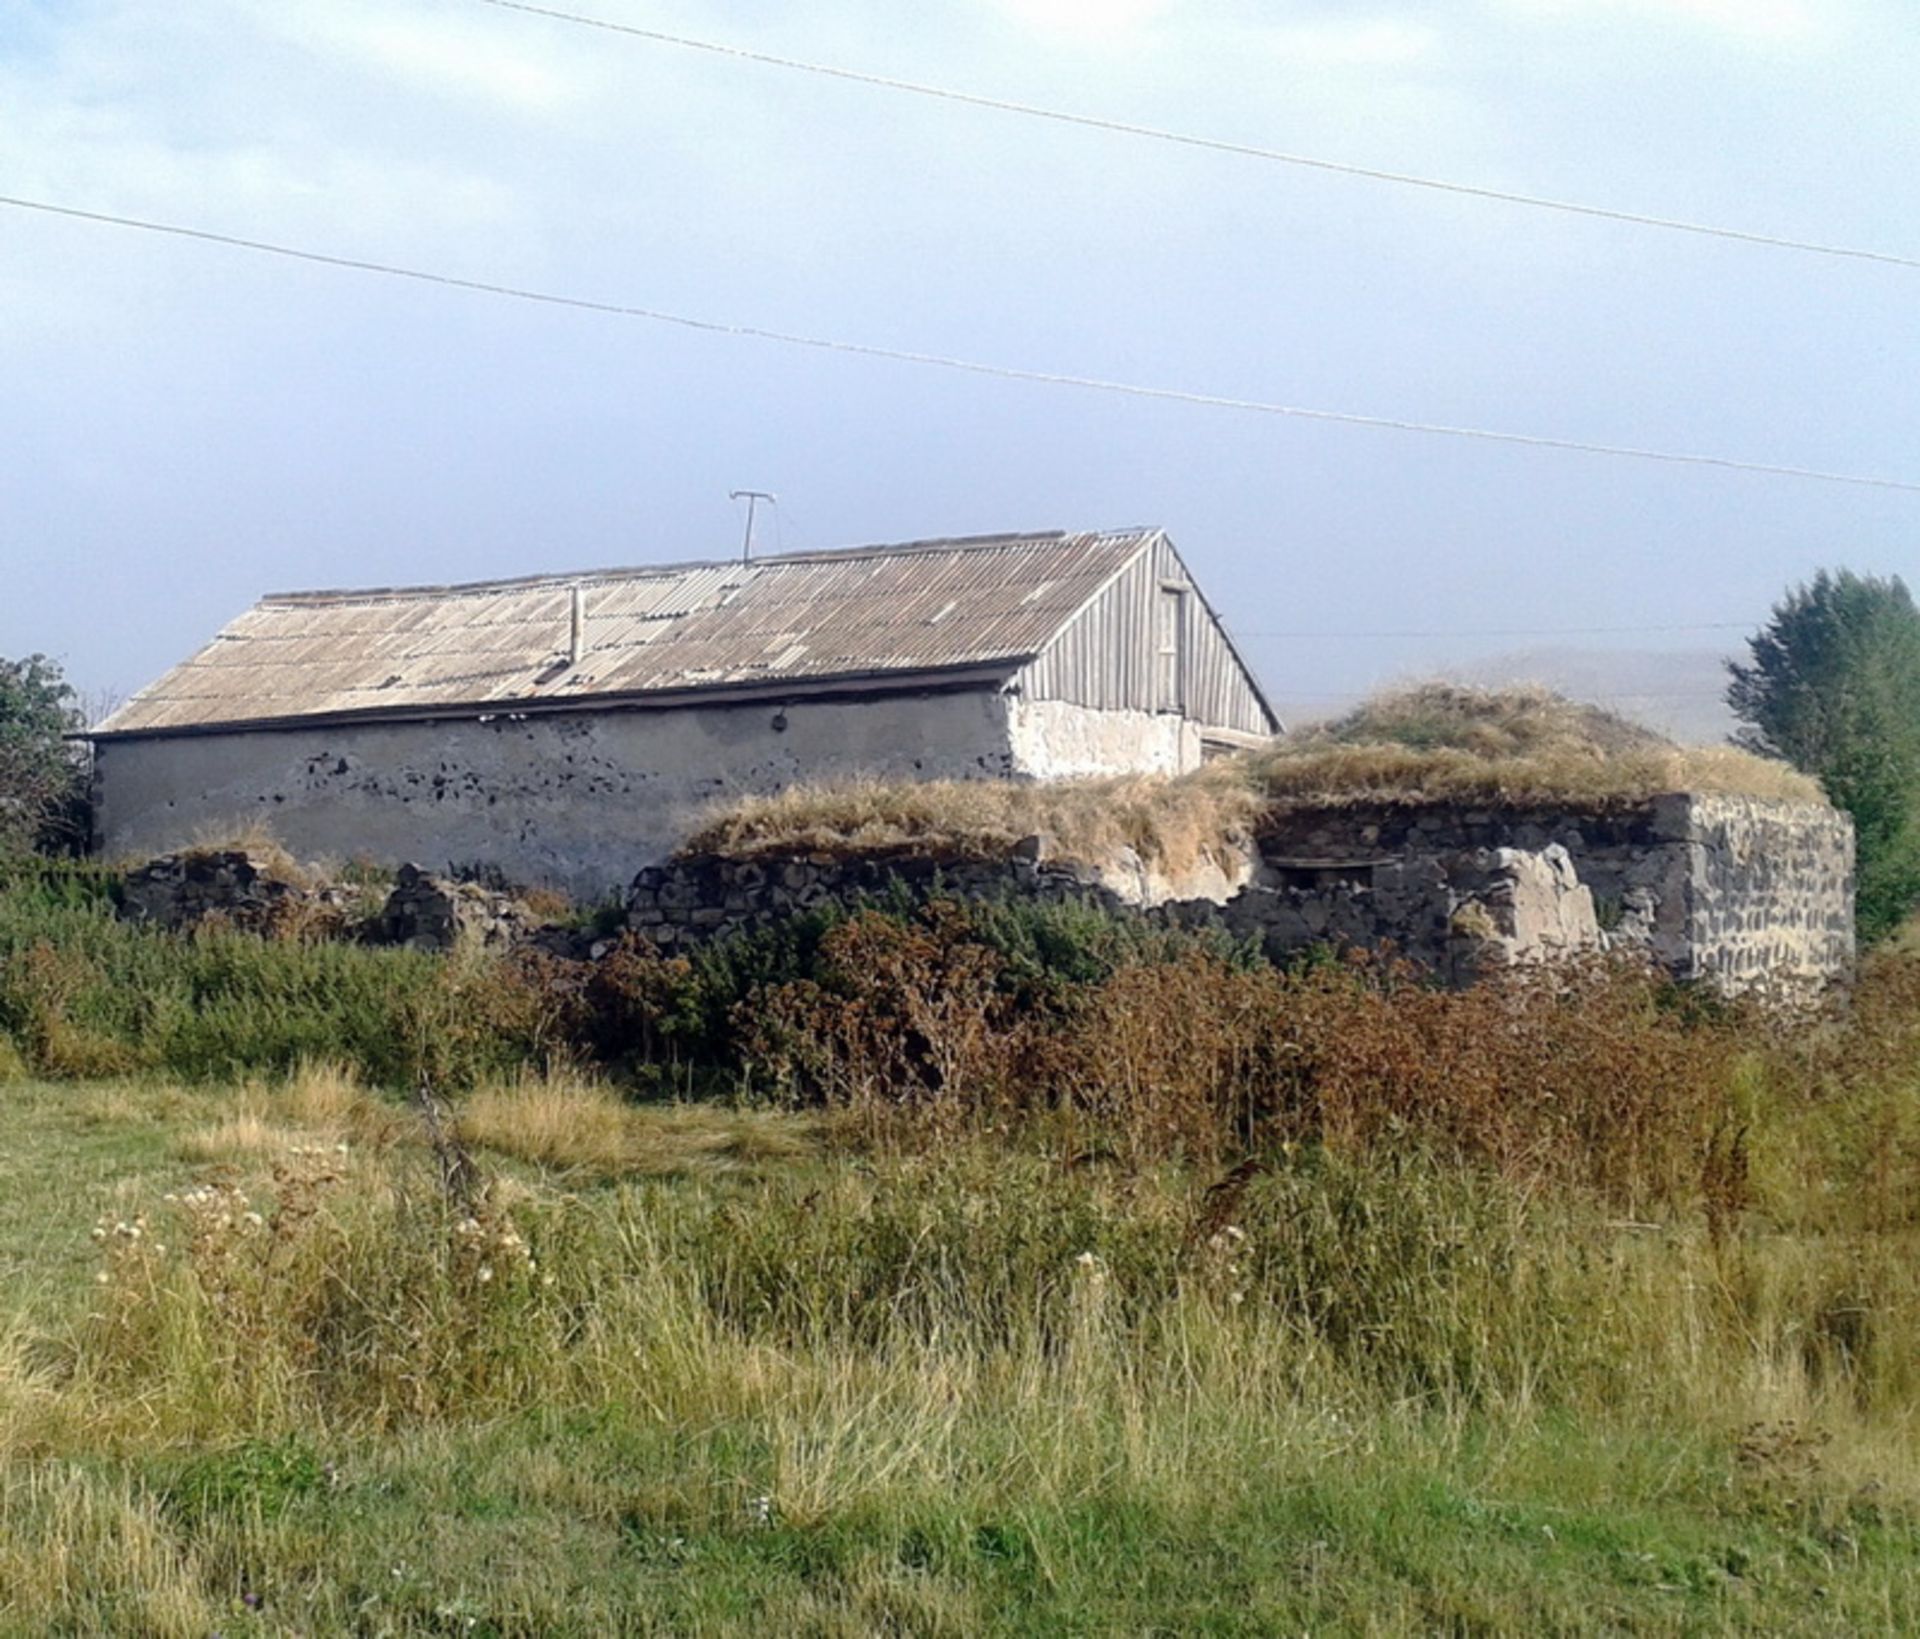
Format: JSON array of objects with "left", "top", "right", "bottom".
[
  {"left": 1233, "top": 621, "right": 1754, "bottom": 639},
  {"left": 473, "top": 0, "right": 1920, "bottom": 273},
  {"left": 6, "top": 191, "right": 1918, "bottom": 494},
  {"left": 1269, "top": 687, "right": 1733, "bottom": 701}
]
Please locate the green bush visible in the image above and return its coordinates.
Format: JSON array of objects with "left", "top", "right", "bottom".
[{"left": 0, "top": 875, "right": 549, "bottom": 1087}]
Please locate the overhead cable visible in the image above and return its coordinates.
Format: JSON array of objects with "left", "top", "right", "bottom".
[
  {"left": 1234, "top": 621, "right": 1755, "bottom": 639},
  {"left": 6, "top": 192, "right": 1917, "bottom": 494},
  {"left": 473, "top": 0, "right": 1920, "bottom": 273}
]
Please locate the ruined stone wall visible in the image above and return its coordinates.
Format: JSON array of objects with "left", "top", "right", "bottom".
[
  {"left": 628, "top": 840, "right": 1606, "bottom": 986},
  {"left": 1254, "top": 795, "right": 1853, "bottom": 984},
  {"left": 1676, "top": 794, "right": 1856, "bottom": 988},
  {"left": 625, "top": 795, "right": 1853, "bottom": 991}
]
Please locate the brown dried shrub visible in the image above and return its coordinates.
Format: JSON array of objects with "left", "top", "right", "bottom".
[
  {"left": 581, "top": 934, "right": 699, "bottom": 1061},
  {"left": 1052, "top": 952, "right": 1746, "bottom": 1201},
  {"left": 743, "top": 914, "right": 1751, "bottom": 1209},
  {"left": 741, "top": 905, "right": 1027, "bottom": 1134}
]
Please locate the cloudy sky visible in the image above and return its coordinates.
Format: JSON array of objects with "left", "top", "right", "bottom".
[{"left": 2, "top": 0, "right": 1915, "bottom": 727}]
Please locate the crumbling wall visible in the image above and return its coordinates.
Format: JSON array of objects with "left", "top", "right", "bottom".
[
  {"left": 377, "top": 863, "right": 538, "bottom": 952},
  {"left": 110, "top": 792, "right": 1856, "bottom": 994},
  {"left": 121, "top": 850, "right": 310, "bottom": 935},
  {"left": 625, "top": 795, "right": 1853, "bottom": 991},
  {"left": 627, "top": 839, "right": 1605, "bottom": 985},
  {"left": 117, "top": 853, "right": 577, "bottom": 956},
  {"left": 1255, "top": 795, "right": 1853, "bottom": 985}
]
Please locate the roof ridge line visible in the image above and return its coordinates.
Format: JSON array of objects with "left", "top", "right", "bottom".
[{"left": 260, "top": 527, "right": 1159, "bottom": 605}]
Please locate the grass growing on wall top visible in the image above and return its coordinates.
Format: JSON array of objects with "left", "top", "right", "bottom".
[
  {"left": 1250, "top": 683, "right": 1823, "bottom": 809},
  {"left": 685, "top": 684, "right": 1824, "bottom": 866},
  {"left": 682, "top": 762, "right": 1261, "bottom": 872}
]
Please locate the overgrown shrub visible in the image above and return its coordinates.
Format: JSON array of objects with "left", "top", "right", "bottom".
[
  {"left": 0, "top": 876, "right": 553, "bottom": 1087},
  {"left": 0, "top": 863, "right": 1909, "bottom": 1235},
  {"left": 736, "top": 903, "right": 1751, "bottom": 1207}
]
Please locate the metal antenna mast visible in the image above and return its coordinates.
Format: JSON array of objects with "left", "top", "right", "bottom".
[{"left": 729, "top": 490, "right": 777, "bottom": 563}]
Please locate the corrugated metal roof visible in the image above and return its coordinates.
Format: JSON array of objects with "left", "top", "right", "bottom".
[{"left": 95, "top": 530, "right": 1160, "bottom": 737}]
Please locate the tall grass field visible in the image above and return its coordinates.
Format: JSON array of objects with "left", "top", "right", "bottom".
[{"left": 2, "top": 862, "right": 1919, "bottom": 1632}]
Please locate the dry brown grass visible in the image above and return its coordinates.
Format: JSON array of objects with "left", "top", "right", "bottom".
[
  {"left": 457, "top": 1072, "right": 636, "bottom": 1174},
  {"left": 687, "top": 685, "right": 1823, "bottom": 867},
  {"left": 458, "top": 1072, "right": 823, "bottom": 1180},
  {"left": 179, "top": 817, "right": 316, "bottom": 888},
  {"left": 164, "top": 1061, "right": 819, "bottom": 1182},
  {"left": 1312, "top": 682, "right": 1670, "bottom": 758},
  {"left": 1250, "top": 683, "right": 1824, "bottom": 808},
  {"left": 1250, "top": 683, "right": 1822, "bottom": 808},
  {"left": 172, "top": 1061, "right": 411, "bottom": 1162},
  {"left": 683, "top": 765, "right": 1260, "bottom": 874},
  {"left": 1247, "top": 739, "right": 1823, "bottom": 809}
]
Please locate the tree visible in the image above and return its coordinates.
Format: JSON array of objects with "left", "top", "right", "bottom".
[
  {"left": 0, "top": 653, "right": 89, "bottom": 858},
  {"left": 1727, "top": 571, "right": 1920, "bottom": 943}
]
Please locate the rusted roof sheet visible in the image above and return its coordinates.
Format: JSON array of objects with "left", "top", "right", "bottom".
[{"left": 95, "top": 530, "right": 1159, "bottom": 737}]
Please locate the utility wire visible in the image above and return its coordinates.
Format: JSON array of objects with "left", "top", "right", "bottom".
[
  {"left": 6, "top": 192, "right": 1918, "bottom": 494},
  {"left": 474, "top": 0, "right": 1920, "bottom": 273},
  {"left": 1269, "top": 687, "right": 1736, "bottom": 701},
  {"left": 1234, "top": 621, "right": 1754, "bottom": 639}
]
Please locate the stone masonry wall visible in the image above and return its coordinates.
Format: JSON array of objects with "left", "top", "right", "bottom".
[
  {"left": 628, "top": 840, "right": 1606, "bottom": 986},
  {"left": 1678, "top": 794, "right": 1856, "bottom": 988},
  {"left": 625, "top": 795, "right": 1854, "bottom": 991},
  {"left": 1254, "top": 794, "right": 1854, "bottom": 985}
]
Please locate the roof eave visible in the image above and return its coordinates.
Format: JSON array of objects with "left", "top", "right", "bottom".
[{"left": 85, "top": 658, "right": 1030, "bottom": 743}]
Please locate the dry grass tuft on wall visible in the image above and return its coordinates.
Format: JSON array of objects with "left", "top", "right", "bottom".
[
  {"left": 1250, "top": 684, "right": 1823, "bottom": 809},
  {"left": 177, "top": 818, "right": 317, "bottom": 889},
  {"left": 1307, "top": 682, "right": 1671, "bottom": 759},
  {"left": 687, "top": 684, "right": 1824, "bottom": 866},
  {"left": 683, "top": 765, "right": 1262, "bottom": 875}
]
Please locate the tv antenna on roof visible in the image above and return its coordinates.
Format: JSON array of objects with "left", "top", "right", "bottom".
[{"left": 729, "top": 490, "right": 777, "bottom": 563}]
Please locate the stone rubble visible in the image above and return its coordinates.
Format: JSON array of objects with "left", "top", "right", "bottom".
[
  {"left": 116, "top": 852, "right": 544, "bottom": 954},
  {"left": 376, "top": 864, "right": 539, "bottom": 952},
  {"left": 119, "top": 850, "right": 312, "bottom": 935}
]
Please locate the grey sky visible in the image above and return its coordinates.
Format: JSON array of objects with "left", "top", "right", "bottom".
[{"left": 2, "top": 0, "right": 1915, "bottom": 729}]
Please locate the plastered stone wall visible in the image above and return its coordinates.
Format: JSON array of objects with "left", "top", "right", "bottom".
[
  {"left": 96, "top": 691, "right": 1223, "bottom": 898},
  {"left": 1005, "top": 699, "right": 1200, "bottom": 778},
  {"left": 626, "top": 795, "right": 1853, "bottom": 992},
  {"left": 94, "top": 690, "right": 1027, "bottom": 898}
]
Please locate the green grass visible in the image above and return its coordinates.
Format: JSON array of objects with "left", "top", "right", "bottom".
[
  {"left": 0, "top": 866, "right": 552, "bottom": 1087},
  {"left": 2, "top": 1075, "right": 1918, "bottom": 1634}
]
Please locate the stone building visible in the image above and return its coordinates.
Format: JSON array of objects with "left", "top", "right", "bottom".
[{"left": 89, "top": 529, "right": 1277, "bottom": 894}]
